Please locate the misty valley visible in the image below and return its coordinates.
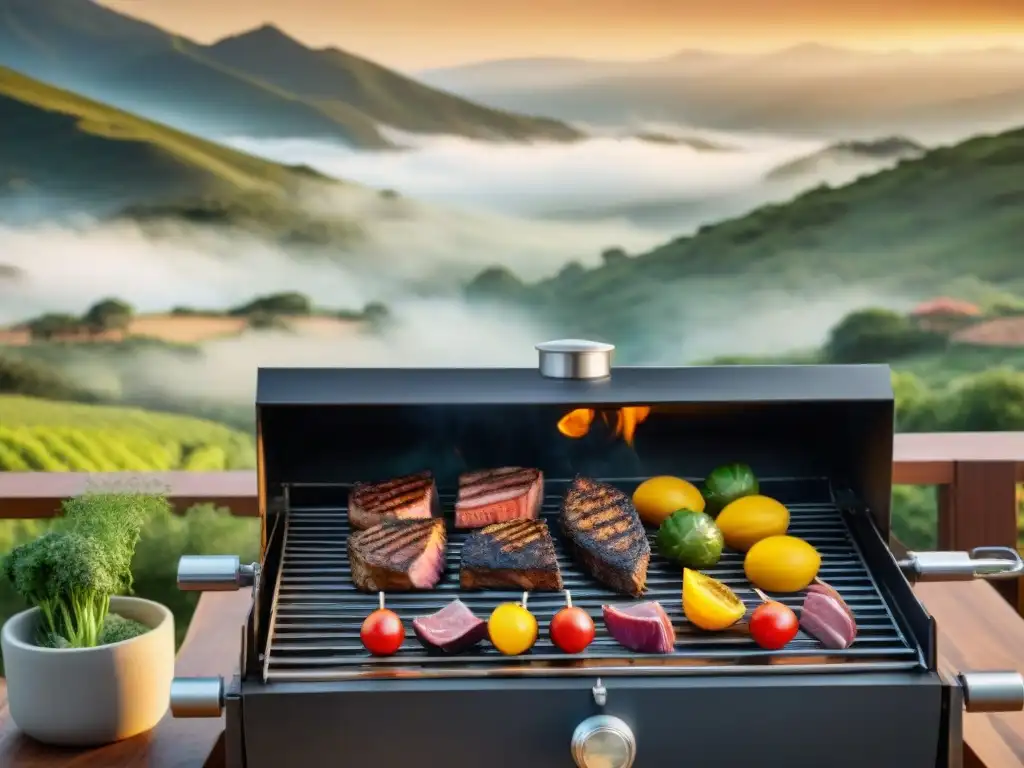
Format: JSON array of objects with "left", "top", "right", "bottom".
[{"left": 1, "top": 0, "right": 1024, "bottom": 448}]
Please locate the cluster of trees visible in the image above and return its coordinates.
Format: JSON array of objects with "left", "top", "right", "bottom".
[
  {"left": 19, "top": 292, "right": 392, "bottom": 341},
  {"left": 824, "top": 308, "right": 947, "bottom": 364},
  {"left": 822, "top": 306, "right": 1024, "bottom": 431},
  {"left": 894, "top": 369, "right": 1024, "bottom": 432},
  {"left": 24, "top": 298, "right": 134, "bottom": 341}
]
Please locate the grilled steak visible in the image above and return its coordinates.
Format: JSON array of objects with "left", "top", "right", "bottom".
[
  {"left": 412, "top": 599, "right": 488, "bottom": 654},
  {"left": 348, "top": 472, "right": 438, "bottom": 531},
  {"left": 561, "top": 476, "right": 650, "bottom": 597},
  {"left": 348, "top": 518, "right": 447, "bottom": 591},
  {"left": 460, "top": 519, "right": 563, "bottom": 590},
  {"left": 455, "top": 467, "right": 544, "bottom": 528}
]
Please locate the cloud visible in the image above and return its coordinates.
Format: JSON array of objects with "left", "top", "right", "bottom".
[
  {"left": 115, "top": 299, "right": 550, "bottom": 405},
  {"left": 227, "top": 130, "right": 825, "bottom": 218}
]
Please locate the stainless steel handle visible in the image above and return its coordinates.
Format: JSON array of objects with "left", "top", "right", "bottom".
[
  {"left": 958, "top": 672, "right": 1024, "bottom": 713},
  {"left": 177, "top": 555, "right": 259, "bottom": 592},
  {"left": 898, "top": 547, "right": 1024, "bottom": 583},
  {"left": 170, "top": 676, "right": 225, "bottom": 718}
]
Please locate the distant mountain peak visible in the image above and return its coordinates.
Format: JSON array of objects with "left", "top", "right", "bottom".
[{"left": 212, "top": 23, "right": 308, "bottom": 51}]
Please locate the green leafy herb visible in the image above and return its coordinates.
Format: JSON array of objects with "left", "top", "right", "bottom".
[{"left": 1, "top": 492, "right": 166, "bottom": 648}]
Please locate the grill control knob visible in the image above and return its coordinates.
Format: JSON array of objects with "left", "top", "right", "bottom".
[{"left": 571, "top": 715, "right": 636, "bottom": 768}]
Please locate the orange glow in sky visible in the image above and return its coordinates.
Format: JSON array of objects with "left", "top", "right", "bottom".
[{"left": 97, "top": 0, "right": 1024, "bottom": 68}]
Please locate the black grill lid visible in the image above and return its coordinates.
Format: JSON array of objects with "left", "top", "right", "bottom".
[
  {"left": 256, "top": 351, "right": 895, "bottom": 537},
  {"left": 255, "top": 364, "right": 893, "bottom": 406}
]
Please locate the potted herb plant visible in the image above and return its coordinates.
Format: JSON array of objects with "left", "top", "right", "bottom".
[{"left": 0, "top": 492, "right": 175, "bottom": 746}]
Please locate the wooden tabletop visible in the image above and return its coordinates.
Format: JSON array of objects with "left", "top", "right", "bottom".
[
  {"left": 0, "top": 591, "right": 250, "bottom": 768},
  {"left": 2, "top": 582, "right": 1023, "bottom": 767},
  {"left": 915, "top": 580, "right": 1024, "bottom": 768}
]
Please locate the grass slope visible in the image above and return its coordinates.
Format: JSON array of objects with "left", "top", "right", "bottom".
[
  {"left": 0, "top": 66, "right": 319, "bottom": 209},
  {"left": 499, "top": 126, "right": 1024, "bottom": 352},
  {"left": 0, "top": 395, "right": 256, "bottom": 472},
  {"left": 0, "top": 67, "right": 367, "bottom": 238},
  {"left": 204, "top": 25, "right": 582, "bottom": 142}
]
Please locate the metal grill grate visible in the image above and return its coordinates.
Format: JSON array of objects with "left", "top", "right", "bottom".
[{"left": 263, "top": 478, "right": 921, "bottom": 682}]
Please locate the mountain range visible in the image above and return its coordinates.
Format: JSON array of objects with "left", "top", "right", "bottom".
[
  {"left": 468, "top": 125, "right": 1024, "bottom": 358},
  {"left": 0, "top": 0, "right": 581, "bottom": 149},
  {"left": 420, "top": 44, "right": 1024, "bottom": 140}
]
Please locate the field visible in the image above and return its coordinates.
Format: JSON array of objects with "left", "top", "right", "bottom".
[
  {"left": 0, "top": 312, "right": 365, "bottom": 346},
  {"left": 0, "top": 395, "right": 256, "bottom": 471}
]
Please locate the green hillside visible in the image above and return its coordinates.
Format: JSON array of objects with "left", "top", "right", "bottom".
[
  {"left": 0, "top": 67, "right": 366, "bottom": 237},
  {"left": 0, "top": 395, "right": 256, "bottom": 472},
  {"left": 0, "top": 0, "right": 581, "bottom": 147},
  {"left": 0, "top": 66, "right": 313, "bottom": 196},
  {"left": 205, "top": 25, "right": 582, "bottom": 142},
  {"left": 483, "top": 126, "right": 1024, "bottom": 354}
]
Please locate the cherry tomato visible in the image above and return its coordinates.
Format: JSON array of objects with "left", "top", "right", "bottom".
[
  {"left": 488, "top": 592, "right": 538, "bottom": 656},
  {"left": 550, "top": 607, "right": 596, "bottom": 653},
  {"left": 549, "top": 591, "right": 595, "bottom": 654},
  {"left": 361, "top": 593, "right": 405, "bottom": 656},
  {"left": 749, "top": 600, "right": 799, "bottom": 650}
]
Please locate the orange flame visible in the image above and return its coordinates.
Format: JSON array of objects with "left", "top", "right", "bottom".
[{"left": 557, "top": 407, "right": 651, "bottom": 447}]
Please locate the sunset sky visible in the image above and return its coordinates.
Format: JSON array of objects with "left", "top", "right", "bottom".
[{"left": 97, "top": 0, "right": 1024, "bottom": 69}]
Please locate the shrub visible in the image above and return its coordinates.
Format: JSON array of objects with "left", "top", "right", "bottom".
[
  {"left": 601, "top": 247, "right": 629, "bottom": 265},
  {"left": 0, "top": 355, "right": 89, "bottom": 401},
  {"left": 229, "top": 291, "right": 312, "bottom": 317},
  {"left": 25, "top": 313, "right": 81, "bottom": 341},
  {"left": 464, "top": 266, "right": 527, "bottom": 302},
  {"left": 825, "top": 308, "right": 946, "bottom": 363},
  {"left": 82, "top": 298, "right": 134, "bottom": 334}
]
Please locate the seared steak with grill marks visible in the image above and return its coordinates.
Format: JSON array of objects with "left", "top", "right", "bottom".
[
  {"left": 460, "top": 519, "right": 563, "bottom": 590},
  {"left": 348, "top": 472, "right": 438, "bottom": 531},
  {"left": 455, "top": 467, "right": 543, "bottom": 529},
  {"left": 348, "top": 518, "right": 447, "bottom": 591},
  {"left": 561, "top": 476, "right": 650, "bottom": 597}
]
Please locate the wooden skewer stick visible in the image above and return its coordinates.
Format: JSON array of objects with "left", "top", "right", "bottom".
[
  {"left": 753, "top": 588, "right": 772, "bottom": 603},
  {"left": 564, "top": 590, "right": 573, "bottom": 608},
  {"left": 521, "top": 592, "right": 530, "bottom": 610},
  {"left": 378, "top": 591, "right": 386, "bottom": 611}
]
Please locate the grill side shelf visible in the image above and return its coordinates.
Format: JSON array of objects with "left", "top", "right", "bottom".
[{"left": 264, "top": 478, "right": 923, "bottom": 682}]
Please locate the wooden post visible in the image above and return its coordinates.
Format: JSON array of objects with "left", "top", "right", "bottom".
[{"left": 938, "top": 461, "right": 1020, "bottom": 607}]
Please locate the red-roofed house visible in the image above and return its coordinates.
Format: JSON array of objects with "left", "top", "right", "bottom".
[{"left": 910, "top": 297, "right": 982, "bottom": 333}]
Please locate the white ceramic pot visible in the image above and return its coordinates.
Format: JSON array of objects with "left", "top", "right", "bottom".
[{"left": 1, "top": 595, "right": 175, "bottom": 746}]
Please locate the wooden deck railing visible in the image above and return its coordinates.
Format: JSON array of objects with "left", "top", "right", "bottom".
[{"left": 1, "top": 431, "right": 1023, "bottom": 605}]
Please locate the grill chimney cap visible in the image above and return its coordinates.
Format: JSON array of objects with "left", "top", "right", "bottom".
[{"left": 536, "top": 339, "right": 615, "bottom": 380}]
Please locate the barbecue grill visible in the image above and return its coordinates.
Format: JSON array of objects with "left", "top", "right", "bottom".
[{"left": 169, "top": 340, "right": 1024, "bottom": 768}]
